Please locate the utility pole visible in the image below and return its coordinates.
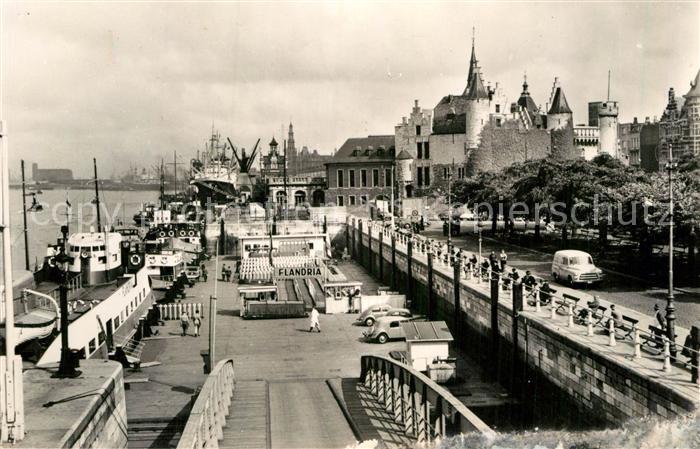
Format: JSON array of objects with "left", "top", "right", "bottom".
[
  {"left": 1, "top": 121, "right": 25, "bottom": 442},
  {"left": 20, "top": 160, "right": 30, "bottom": 270},
  {"left": 390, "top": 164, "right": 395, "bottom": 229}
]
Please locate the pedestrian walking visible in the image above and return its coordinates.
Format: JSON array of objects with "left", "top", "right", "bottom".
[
  {"left": 308, "top": 307, "right": 321, "bottom": 332},
  {"left": 499, "top": 249, "right": 508, "bottom": 271},
  {"left": 489, "top": 251, "right": 499, "bottom": 272},
  {"left": 654, "top": 304, "right": 666, "bottom": 330},
  {"left": 192, "top": 313, "right": 202, "bottom": 337},
  {"left": 201, "top": 264, "right": 208, "bottom": 282},
  {"left": 180, "top": 311, "right": 190, "bottom": 337}
]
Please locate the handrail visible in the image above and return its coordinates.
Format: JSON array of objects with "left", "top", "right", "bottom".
[
  {"left": 360, "top": 354, "right": 495, "bottom": 439},
  {"left": 22, "top": 288, "right": 60, "bottom": 327},
  {"left": 177, "top": 358, "right": 235, "bottom": 449}
]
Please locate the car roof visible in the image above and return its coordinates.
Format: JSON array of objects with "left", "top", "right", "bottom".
[
  {"left": 388, "top": 308, "right": 411, "bottom": 314},
  {"left": 375, "top": 315, "right": 410, "bottom": 323},
  {"left": 554, "top": 250, "right": 592, "bottom": 257}
]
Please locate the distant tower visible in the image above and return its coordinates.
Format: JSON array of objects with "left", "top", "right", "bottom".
[
  {"left": 395, "top": 149, "right": 414, "bottom": 199},
  {"left": 595, "top": 71, "right": 619, "bottom": 157},
  {"left": 546, "top": 78, "right": 573, "bottom": 131},
  {"left": 683, "top": 68, "right": 700, "bottom": 155},
  {"left": 287, "top": 123, "right": 296, "bottom": 156}
]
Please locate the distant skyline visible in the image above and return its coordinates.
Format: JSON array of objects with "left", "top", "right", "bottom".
[{"left": 2, "top": 2, "right": 699, "bottom": 177}]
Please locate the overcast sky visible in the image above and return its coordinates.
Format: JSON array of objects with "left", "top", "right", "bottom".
[{"left": 2, "top": 2, "right": 699, "bottom": 178}]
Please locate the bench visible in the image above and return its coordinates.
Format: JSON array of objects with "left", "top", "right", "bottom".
[
  {"left": 639, "top": 325, "right": 665, "bottom": 354},
  {"left": 592, "top": 306, "right": 608, "bottom": 327},
  {"left": 616, "top": 315, "right": 639, "bottom": 341},
  {"left": 554, "top": 294, "right": 580, "bottom": 315}
]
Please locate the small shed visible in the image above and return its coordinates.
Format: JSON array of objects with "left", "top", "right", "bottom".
[{"left": 401, "top": 321, "right": 454, "bottom": 372}]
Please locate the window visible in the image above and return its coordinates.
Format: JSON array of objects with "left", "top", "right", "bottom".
[
  {"left": 384, "top": 168, "right": 392, "bottom": 187},
  {"left": 495, "top": 104, "right": 501, "bottom": 113},
  {"left": 416, "top": 125, "right": 421, "bottom": 136},
  {"left": 417, "top": 167, "right": 423, "bottom": 186},
  {"left": 352, "top": 149, "right": 360, "bottom": 156},
  {"left": 98, "top": 331, "right": 105, "bottom": 345},
  {"left": 423, "top": 167, "right": 430, "bottom": 186},
  {"left": 458, "top": 167, "right": 466, "bottom": 179},
  {"left": 496, "top": 118, "right": 502, "bottom": 127},
  {"left": 349, "top": 170, "right": 356, "bottom": 187},
  {"left": 372, "top": 169, "right": 379, "bottom": 187},
  {"left": 337, "top": 169, "right": 344, "bottom": 188},
  {"left": 349, "top": 195, "right": 356, "bottom": 206},
  {"left": 443, "top": 167, "right": 449, "bottom": 178},
  {"left": 337, "top": 196, "right": 345, "bottom": 206},
  {"left": 417, "top": 142, "right": 423, "bottom": 159},
  {"left": 390, "top": 321, "right": 400, "bottom": 328},
  {"left": 114, "top": 316, "right": 120, "bottom": 329},
  {"left": 360, "top": 195, "right": 368, "bottom": 205},
  {"left": 361, "top": 169, "right": 367, "bottom": 187},
  {"left": 424, "top": 142, "right": 430, "bottom": 159},
  {"left": 89, "top": 338, "right": 96, "bottom": 354}
]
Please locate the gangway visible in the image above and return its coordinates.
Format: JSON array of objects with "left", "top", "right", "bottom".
[{"left": 176, "top": 356, "right": 493, "bottom": 449}]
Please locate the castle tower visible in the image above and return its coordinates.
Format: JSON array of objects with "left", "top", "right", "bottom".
[
  {"left": 597, "top": 101, "right": 619, "bottom": 157},
  {"left": 463, "top": 28, "right": 479, "bottom": 95},
  {"left": 463, "top": 31, "right": 492, "bottom": 150},
  {"left": 395, "top": 149, "right": 414, "bottom": 199},
  {"left": 683, "top": 68, "right": 700, "bottom": 155},
  {"left": 546, "top": 79, "right": 573, "bottom": 131}
]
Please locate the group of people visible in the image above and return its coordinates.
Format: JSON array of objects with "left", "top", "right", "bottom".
[
  {"left": 179, "top": 311, "right": 203, "bottom": 337},
  {"left": 221, "top": 264, "right": 234, "bottom": 282}
]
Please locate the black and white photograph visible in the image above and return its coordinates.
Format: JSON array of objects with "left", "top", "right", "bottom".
[{"left": 0, "top": 2, "right": 699, "bottom": 448}]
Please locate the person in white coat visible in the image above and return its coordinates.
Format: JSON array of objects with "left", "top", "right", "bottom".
[{"left": 308, "top": 307, "right": 321, "bottom": 332}]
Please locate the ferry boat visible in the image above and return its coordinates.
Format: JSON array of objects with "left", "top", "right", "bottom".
[{"left": 4, "top": 228, "right": 154, "bottom": 367}]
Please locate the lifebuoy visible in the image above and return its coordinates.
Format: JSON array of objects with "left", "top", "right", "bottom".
[
  {"left": 47, "top": 257, "right": 57, "bottom": 267},
  {"left": 81, "top": 250, "right": 89, "bottom": 258},
  {"left": 158, "top": 231, "right": 166, "bottom": 238},
  {"left": 129, "top": 254, "right": 142, "bottom": 266},
  {"left": 167, "top": 230, "right": 175, "bottom": 237},
  {"left": 187, "top": 230, "right": 195, "bottom": 237},
  {"left": 179, "top": 230, "right": 187, "bottom": 237}
]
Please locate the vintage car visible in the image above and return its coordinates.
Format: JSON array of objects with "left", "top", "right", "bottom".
[{"left": 552, "top": 250, "right": 604, "bottom": 286}]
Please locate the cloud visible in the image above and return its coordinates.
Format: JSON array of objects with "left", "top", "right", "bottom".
[{"left": 1, "top": 2, "right": 698, "bottom": 178}]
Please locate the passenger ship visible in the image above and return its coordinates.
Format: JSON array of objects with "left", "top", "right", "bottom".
[
  {"left": 4, "top": 228, "right": 154, "bottom": 367},
  {"left": 190, "top": 128, "right": 237, "bottom": 205}
]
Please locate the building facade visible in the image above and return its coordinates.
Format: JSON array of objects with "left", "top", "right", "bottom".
[
  {"left": 618, "top": 118, "right": 641, "bottom": 167},
  {"left": 325, "top": 135, "right": 396, "bottom": 207},
  {"left": 657, "top": 70, "right": 700, "bottom": 169},
  {"left": 395, "top": 100, "right": 432, "bottom": 193}
]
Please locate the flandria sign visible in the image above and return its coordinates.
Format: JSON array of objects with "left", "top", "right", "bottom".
[{"left": 274, "top": 266, "right": 323, "bottom": 279}]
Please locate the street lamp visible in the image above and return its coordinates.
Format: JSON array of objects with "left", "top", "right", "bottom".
[
  {"left": 54, "top": 226, "right": 80, "bottom": 378},
  {"left": 665, "top": 143, "right": 678, "bottom": 359}
]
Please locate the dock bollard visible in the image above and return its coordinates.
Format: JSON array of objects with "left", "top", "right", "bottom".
[
  {"left": 587, "top": 312, "right": 594, "bottom": 336},
  {"left": 567, "top": 304, "right": 574, "bottom": 327},
  {"left": 633, "top": 329, "right": 641, "bottom": 359},
  {"left": 663, "top": 338, "right": 672, "bottom": 373},
  {"left": 550, "top": 299, "right": 556, "bottom": 320},
  {"left": 608, "top": 319, "right": 616, "bottom": 347}
]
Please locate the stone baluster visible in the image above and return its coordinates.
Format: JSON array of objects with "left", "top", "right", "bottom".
[
  {"left": 535, "top": 287, "right": 541, "bottom": 313},
  {"left": 550, "top": 296, "right": 557, "bottom": 320},
  {"left": 567, "top": 304, "right": 574, "bottom": 327},
  {"left": 633, "top": 328, "right": 642, "bottom": 359},
  {"left": 663, "top": 337, "right": 672, "bottom": 373},
  {"left": 608, "top": 319, "right": 616, "bottom": 347},
  {"left": 587, "top": 311, "right": 594, "bottom": 336}
]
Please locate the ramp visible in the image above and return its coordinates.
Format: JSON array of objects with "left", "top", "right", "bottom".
[
  {"left": 268, "top": 380, "right": 356, "bottom": 449},
  {"left": 221, "top": 380, "right": 269, "bottom": 449}
]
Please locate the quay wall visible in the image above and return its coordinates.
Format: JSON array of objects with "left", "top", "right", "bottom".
[
  {"left": 19, "top": 360, "right": 127, "bottom": 449},
  {"left": 349, "top": 218, "right": 698, "bottom": 427}
]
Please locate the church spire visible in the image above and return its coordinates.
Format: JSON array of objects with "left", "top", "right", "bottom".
[{"left": 465, "top": 27, "right": 478, "bottom": 93}]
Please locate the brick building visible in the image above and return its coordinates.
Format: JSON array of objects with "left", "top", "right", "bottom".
[
  {"left": 31, "top": 163, "right": 73, "bottom": 183},
  {"left": 618, "top": 118, "right": 642, "bottom": 167},
  {"left": 324, "top": 135, "right": 396, "bottom": 207}
]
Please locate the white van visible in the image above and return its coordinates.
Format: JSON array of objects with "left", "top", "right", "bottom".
[{"left": 552, "top": 250, "right": 604, "bottom": 286}]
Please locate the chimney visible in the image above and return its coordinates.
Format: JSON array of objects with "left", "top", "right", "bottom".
[
  {"left": 645, "top": 117, "right": 650, "bottom": 124},
  {"left": 633, "top": 117, "right": 638, "bottom": 124}
]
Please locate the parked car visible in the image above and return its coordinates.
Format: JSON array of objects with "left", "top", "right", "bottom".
[
  {"left": 356, "top": 305, "right": 410, "bottom": 326},
  {"left": 363, "top": 315, "right": 422, "bottom": 344},
  {"left": 184, "top": 266, "right": 201, "bottom": 282},
  {"left": 551, "top": 250, "right": 604, "bottom": 286}
]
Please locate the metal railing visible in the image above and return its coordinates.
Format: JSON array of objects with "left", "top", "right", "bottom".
[
  {"left": 354, "top": 217, "right": 700, "bottom": 386},
  {"left": 177, "top": 359, "right": 235, "bottom": 449},
  {"left": 360, "top": 355, "right": 495, "bottom": 442}
]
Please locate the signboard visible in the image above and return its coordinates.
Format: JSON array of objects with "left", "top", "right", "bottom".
[{"left": 274, "top": 266, "right": 323, "bottom": 279}]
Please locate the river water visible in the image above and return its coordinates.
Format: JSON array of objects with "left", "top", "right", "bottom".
[{"left": 6, "top": 188, "right": 158, "bottom": 271}]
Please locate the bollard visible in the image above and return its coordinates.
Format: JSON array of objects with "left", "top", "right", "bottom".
[
  {"left": 663, "top": 338, "right": 672, "bottom": 373},
  {"left": 691, "top": 325, "right": 699, "bottom": 385},
  {"left": 633, "top": 328, "right": 642, "bottom": 359},
  {"left": 587, "top": 312, "right": 594, "bottom": 336},
  {"left": 535, "top": 289, "right": 541, "bottom": 313},
  {"left": 550, "top": 299, "right": 556, "bottom": 320},
  {"left": 567, "top": 304, "right": 574, "bottom": 327},
  {"left": 608, "top": 319, "right": 616, "bottom": 347}
]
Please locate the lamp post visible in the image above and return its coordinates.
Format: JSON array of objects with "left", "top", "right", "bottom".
[
  {"left": 447, "top": 164, "right": 452, "bottom": 250},
  {"left": 390, "top": 163, "right": 396, "bottom": 229},
  {"left": 54, "top": 226, "right": 80, "bottom": 378},
  {"left": 665, "top": 143, "right": 678, "bottom": 358}
]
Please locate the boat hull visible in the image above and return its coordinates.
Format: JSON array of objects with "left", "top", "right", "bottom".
[{"left": 191, "top": 179, "right": 236, "bottom": 205}]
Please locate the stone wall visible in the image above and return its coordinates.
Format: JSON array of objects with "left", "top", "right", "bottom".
[
  {"left": 466, "top": 121, "right": 551, "bottom": 175},
  {"left": 348, "top": 219, "right": 698, "bottom": 426}
]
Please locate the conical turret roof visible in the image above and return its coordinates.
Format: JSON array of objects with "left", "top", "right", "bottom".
[
  {"left": 465, "top": 69, "right": 489, "bottom": 100},
  {"left": 517, "top": 75, "right": 538, "bottom": 116},
  {"left": 269, "top": 137, "right": 278, "bottom": 146},
  {"left": 396, "top": 149, "right": 413, "bottom": 160},
  {"left": 548, "top": 87, "right": 572, "bottom": 114},
  {"left": 685, "top": 68, "right": 700, "bottom": 98}
]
